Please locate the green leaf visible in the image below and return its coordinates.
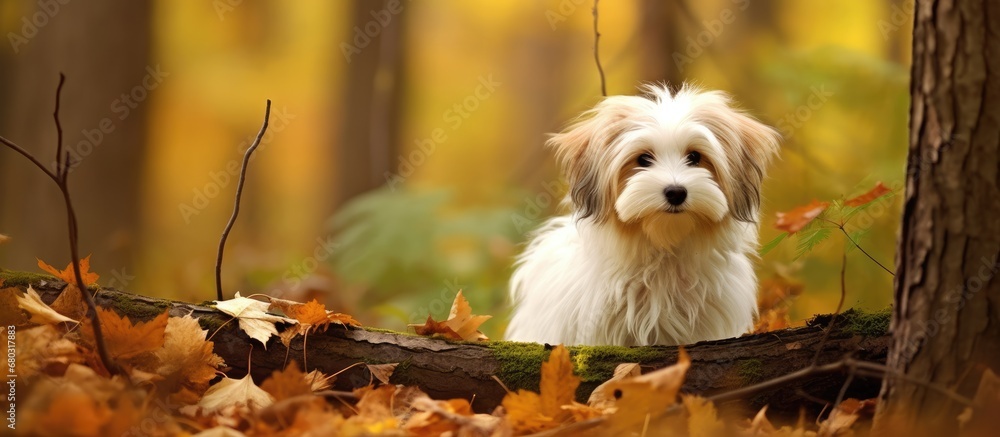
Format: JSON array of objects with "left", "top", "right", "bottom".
[
  {"left": 795, "top": 227, "right": 833, "bottom": 260},
  {"left": 759, "top": 233, "right": 787, "bottom": 257}
]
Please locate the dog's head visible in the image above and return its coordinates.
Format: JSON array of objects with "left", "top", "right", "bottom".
[{"left": 549, "top": 84, "right": 780, "bottom": 248}]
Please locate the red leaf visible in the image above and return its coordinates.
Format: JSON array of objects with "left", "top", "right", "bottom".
[
  {"left": 774, "top": 200, "right": 829, "bottom": 234},
  {"left": 845, "top": 182, "right": 891, "bottom": 207}
]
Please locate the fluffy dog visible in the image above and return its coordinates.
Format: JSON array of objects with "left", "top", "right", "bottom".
[{"left": 505, "top": 84, "right": 780, "bottom": 346}]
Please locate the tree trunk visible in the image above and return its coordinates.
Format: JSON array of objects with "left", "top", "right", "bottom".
[
  {"left": 0, "top": 0, "right": 151, "bottom": 276},
  {"left": 334, "top": 0, "right": 408, "bottom": 204},
  {"left": 877, "top": 0, "right": 1000, "bottom": 431},
  {"left": 5, "top": 274, "right": 890, "bottom": 420}
]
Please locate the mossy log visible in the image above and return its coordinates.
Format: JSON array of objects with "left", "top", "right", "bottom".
[{"left": 3, "top": 272, "right": 891, "bottom": 418}]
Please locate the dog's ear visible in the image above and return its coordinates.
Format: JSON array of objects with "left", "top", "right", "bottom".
[
  {"left": 695, "top": 98, "right": 780, "bottom": 223},
  {"left": 723, "top": 113, "right": 780, "bottom": 222},
  {"left": 547, "top": 98, "right": 635, "bottom": 222}
]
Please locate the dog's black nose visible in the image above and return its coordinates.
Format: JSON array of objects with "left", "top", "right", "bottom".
[{"left": 664, "top": 185, "right": 687, "bottom": 206}]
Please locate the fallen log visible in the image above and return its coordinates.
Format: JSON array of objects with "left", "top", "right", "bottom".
[{"left": 2, "top": 271, "right": 891, "bottom": 418}]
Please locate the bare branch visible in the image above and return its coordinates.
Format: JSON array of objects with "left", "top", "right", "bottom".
[
  {"left": 54, "top": 73, "right": 65, "bottom": 173},
  {"left": 0, "top": 74, "right": 121, "bottom": 376},
  {"left": 592, "top": 0, "right": 607, "bottom": 97},
  {"left": 215, "top": 100, "right": 272, "bottom": 300}
]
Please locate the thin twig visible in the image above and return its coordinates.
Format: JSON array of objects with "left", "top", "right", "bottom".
[
  {"left": 54, "top": 74, "right": 65, "bottom": 172},
  {"left": 0, "top": 74, "right": 121, "bottom": 376},
  {"left": 840, "top": 227, "right": 894, "bottom": 275},
  {"left": 592, "top": 0, "right": 607, "bottom": 97},
  {"left": 819, "top": 217, "right": 894, "bottom": 276},
  {"left": 215, "top": 100, "right": 272, "bottom": 300}
]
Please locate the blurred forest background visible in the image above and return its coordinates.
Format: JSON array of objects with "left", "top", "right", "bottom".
[{"left": 0, "top": 1, "right": 911, "bottom": 338}]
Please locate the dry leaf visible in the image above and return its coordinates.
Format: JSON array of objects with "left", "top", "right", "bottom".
[
  {"left": 845, "top": 181, "right": 891, "bottom": 207},
  {"left": 0, "top": 286, "right": 28, "bottom": 326},
  {"left": 154, "top": 315, "right": 225, "bottom": 396},
  {"left": 17, "top": 324, "right": 85, "bottom": 378},
  {"left": 588, "top": 362, "right": 641, "bottom": 410},
  {"left": 960, "top": 369, "right": 1000, "bottom": 433},
  {"left": 502, "top": 345, "right": 579, "bottom": 433},
  {"left": 269, "top": 297, "right": 361, "bottom": 335},
  {"left": 81, "top": 308, "right": 169, "bottom": 361},
  {"left": 196, "top": 373, "right": 275, "bottom": 414},
  {"left": 16, "top": 285, "right": 78, "bottom": 325},
  {"left": 607, "top": 348, "right": 691, "bottom": 431},
  {"left": 37, "top": 254, "right": 100, "bottom": 286},
  {"left": 305, "top": 369, "right": 336, "bottom": 392},
  {"left": 261, "top": 361, "right": 313, "bottom": 401},
  {"left": 405, "top": 395, "right": 502, "bottom": 437},
  {"left": 753, "top": 307, "right": 791, "bottom": 334},
  {"left": 366, "top": 363, "right": 399, "bottom": 385},
  {"left": 0, "top": 233, "right": 9, "bottom": 245},
  {"left": 214, "top": 292, "right": 296, "bottom": 348},
  {"left": 50, "top": 283, "right": 88, "bottom": 321},
  {"left": 818, "top": 398, "right": 876, "bottom": 436},
  {"left": 683, "top": 395, "right": 724, "bottom": 437},
  {"left": 409, "top": 290, "right": 491, "bottom": 341},
  {"left": 775, "top": 200, "right": 829, "bottom": 234}
]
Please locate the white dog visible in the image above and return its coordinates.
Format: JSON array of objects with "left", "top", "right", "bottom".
[{"left": 505, "top": 84, "right": 780, "bottom": 346}]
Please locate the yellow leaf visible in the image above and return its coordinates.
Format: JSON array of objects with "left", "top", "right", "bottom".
[
  {"left": 0, "top": 233, "right": 9, "bottom": 245},
  {"left": 154, "top": 315, "right": 225, "bottom": 395},
  {"left": 683, "top": 395, "right": 724, "bottom": 437},
  {"left": 501, "top": 345, "right": 579, "bottom": 433},
  {"left": 37, "top": 254, "right": 100, "bottom": 286},
  {"left": 607, "top": 348, "right": 691, "bottom": 431},
  {"left": 588, "top": 362, "right": 641, "bottom": 411}
]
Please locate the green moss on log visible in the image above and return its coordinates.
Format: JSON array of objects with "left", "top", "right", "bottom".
[
  {"left": 0, "top": 270, "right": 56, "bottom": 288},
  {"left": 840, "top": 307, "right": 892, "bottom": 337},
  {"left": 739, "top": 358, "right": 765, "bottom": 384},
  {"left": 103, "top": 291, "right": 172, "bottom": 321},
  {"left": 487, "top": 341, "right": 549, "bottom": 392}
]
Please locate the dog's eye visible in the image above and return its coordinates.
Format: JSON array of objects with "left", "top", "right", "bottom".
[
  {"left": 637, "top": 153, "right": 654, "bottom": 168},
  {"left": 686, "top": 151, "right": 702, "bottom": 166}
]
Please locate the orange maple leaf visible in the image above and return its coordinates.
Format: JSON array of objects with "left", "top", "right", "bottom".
[
  {"left": 409, "top": 291, "right": 491, "bottom": 341},
  {"left": 81, "top": 308, "right": 169, "bottom": 361},
  {"left": 37, "top": 255, "right": 100, "bottom": 287},
  {"left": 502, "top": 345, "right": 580, "bottom": 433},
  {"left": 269, "top": 298, "right": 361, "bottom": 334},
  {"left": 845, "top": 181, "right": 892, "bottom": 207},
  {"left": 774, "top": 200, "right": 829, "bottom": 234}
]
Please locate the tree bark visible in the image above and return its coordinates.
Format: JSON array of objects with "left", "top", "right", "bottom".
[
  {"left": 5, "top": 275, "right": 890, "bottom": 419},
  {"left": 878, "top": 0, "right": 1000, "bottom": 431}
]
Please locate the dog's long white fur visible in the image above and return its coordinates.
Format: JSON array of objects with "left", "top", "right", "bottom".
[{"left": 506, "top": 84, "right": 780, "bottom": 346}]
